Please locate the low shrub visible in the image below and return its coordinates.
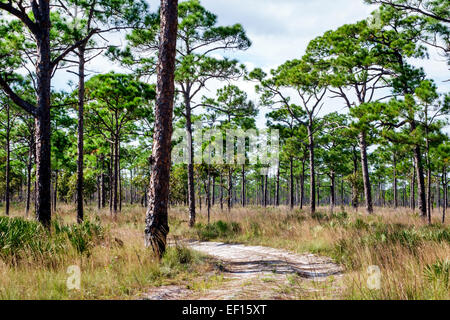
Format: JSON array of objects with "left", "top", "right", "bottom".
[{"left": 195, "top": 221, "right": 241, "bottom": 241}]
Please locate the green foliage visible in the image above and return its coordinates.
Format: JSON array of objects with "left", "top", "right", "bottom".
[
  {"left": 194, "top": 220, "right": 241, "bottom": 240},
  {"left": 0, "top": 216, "right": 103, "bottom": 264},
  {"left": 53, "top": 219, "right": 104, "bottom": 255},
  {"left": 424, "top": 259, "right": 450, "bottom": 288}
]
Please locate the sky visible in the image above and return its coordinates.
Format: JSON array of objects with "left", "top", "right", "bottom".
[{"left": 54, "top": 0, "right": 450, "bottom": 128}]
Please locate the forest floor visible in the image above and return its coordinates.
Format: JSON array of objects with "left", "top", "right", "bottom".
[
  {"left": 142, "top": 241, "right": 344, "bottom": 300},
  {"left": 0, "top": 203, "right": 449, "bottom": 299}
]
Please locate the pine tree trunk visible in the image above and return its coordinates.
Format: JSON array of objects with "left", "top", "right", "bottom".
[
  {"left": 113, "top": 137, "right": 119, "bottom": 216},
  {"left": 275, "top": 165, "right": 280, "bottom": 206},
  {"left": 264, "top": 174, "right": 268, "bottom": 207},
  {"left": 76, "top": 46, "right": 85, "bottom": 223},
  {"left": 393, "top": 152, "right": 398, "bottom": 209},
  {"left": 330, "top": 171, "right": 335, "bottom": 213},
  {"left": 5, "top": 103, "right": 10, "bottom": 216},
  {"left": 219, "top": 173, "right": 223, "bottom": 210},
  {"left": 185, "top": 94, "right": 196, "bottom": 227},
  {"left": 442, "top": 166, "right": 447, "bottom": 223},
  {"left": 410, "top": 158, "right": 415, "bottom": 211},
  {"left": 289, "top": 157, "right": 294, "bottom": 210},
  {"left": 53, "top": 170, "right": 58, "bottom": 211},
  {"left": 144, "top": 0, "right": 178, "bottom": 257},
  {"left": 241, "top": 164, "right": 245, "bottom": 207},
  {"left": 25, "top": 139, "right": 33, "bottom": 217},
  {"left": 358, "top": 131, "right": 373, "bottom": 214},
  {"left": 414, "top": 145, "right": 427, "bottom": 217},
  {"left": 212, "top": 175, "right": 215, "bottom": 206},
  {"left": 300, "top": 160, "right": 305, "bottom": 209},
  {"left": 228, "top": 167, "right": 232, "bottom": 211},
  {"left": 307, "top": 123, "right": 315, "bottom": 215}
]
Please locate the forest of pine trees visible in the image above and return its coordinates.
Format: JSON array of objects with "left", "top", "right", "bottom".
[
  {"left": 0, "top": 0, "right": 449, "bottom": 302},
  {"left": 0, "top": 0, "right": 448, "bottom": 227}
]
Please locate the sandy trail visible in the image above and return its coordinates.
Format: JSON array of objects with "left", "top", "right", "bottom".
[{"left": 143, "top": 241, "right": 344, "bottom": 300}]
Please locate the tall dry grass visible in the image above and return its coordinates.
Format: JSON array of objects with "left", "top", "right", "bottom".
[
  {"left": 1, "top": 202, "right": 448, "bottom": 299},
  {"left": 169, "top": 204, "right": 450, "bottom": 300},
  {"left": 0, "top": 203, "right": 214, "bottom": 299}
]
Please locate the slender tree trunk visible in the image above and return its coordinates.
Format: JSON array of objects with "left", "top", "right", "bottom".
[
  {"left": 413, "top": 145, "right": 427, "bottom": 217},
  {"left": 289, "top": 157, "right": 294, "bottom": 210},
  {"left": 5, "top": 103, "right": 10, "bottom": 216},
  {"left": 119, "top": 145, "right": 122, "bottom": 212},
  {"left": 307, "top": 123, "right": 315, "bottom": 215},
  {"left": 317, "top": 173, "right": 320, "bottom": 207},
  {"left": 144, "top": 0, "right": 178, "bottom": 257},
  {"left": 410, "top": 158, "right": 415, "bottom": 211},
  {"left": 330, "top": 171, "right": 335, "bottom": 213},
  {"left": 393, "top": 152, "right": 398, "bottom": 209},
  {"left": 352, "top": 147, "right": 358, "bottom": 210},
  {"left": 241, "top": 164, "right": 245, "bottom": 207},
  {"left": 300, "top": 160, "right": 305, "bottom": 209},
  {"left": 228, "top": 167, "right": 232, "bottom": 211},
  {"left": 101, "top": 155, "right": 105, "bottom": 208},
  {"left": 109, "top": 148, "right": 113, "bottom": 214},
  {"left": 184, "top": 93, "right": 196, "bottom": 227},
  {"left": 442, "top": 166, "right": 447, "bottom": 223},
  {"left": 358, "top": 131, "right": 373, "bottom": 214},
  {"left": 130, "top": 168, "right": 134, "bottom": 205},
  {"left": 275, "top": 165, "right": 280, "bottom": 206},
  {"left": 212, "top": 175, "right": 215, "bottom": 206},
  {"left": 25, "top": 140, "right": 33, "bottom": 217},
  {"left": 53, "top": 170, "right": 58, "bottom": 211},
  {"left": 113, "top": 137, "right": 119, "bottom": 216},
  {"left": 206, "top": 167, "right": 211, "bottom": 224},
  {"left": 264, "top": 174, "right": 268, "bottom": 207},
  {"left": 219, "top": 173, "right": 223, "bottom": 210},
  {"left": 76, "top": 46, "right": 85, "bottom": 223},
  {"left": 97, "top": 156, "right": 101, "bottom": 210}
]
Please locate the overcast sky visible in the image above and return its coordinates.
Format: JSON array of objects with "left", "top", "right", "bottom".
[{"left": 55, "top": 0, "right": 449, "bottom": 127}]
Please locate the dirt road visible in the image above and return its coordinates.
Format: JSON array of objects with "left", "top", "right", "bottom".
[{"left": 143, "top": 241, "right": 344, "bottom": 300}]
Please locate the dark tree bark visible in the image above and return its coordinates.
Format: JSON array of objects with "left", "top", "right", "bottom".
[
  {"left": 144, "top": 0, "right": 178, "bottom": 258},
  {"left": 300, "top": 160, "right": 305, "bottom": 209},
  {"left": 113, "top": 137, "right": 119, "bottom": 215},
  {"left": 205, "top": 168, "right": 211, "bottom": 224},
  {"left": 212, "top": 175, "right": 215, "bottom": 206},
  {"left": 307, "top": 123, "right": 316, "bottom": 214},
  {"left": 185, "top": 96, "right": 196, "bottom": 227},
  {"left": 25, "top": 137, "right": 33, "bottom": 217},
  {"left": 53, "top": 170, "right": 58, "bottom": 211},
  {"left": 359, "top": 131, "right": 373, "bottom": 214},
  {"left": 442, "top": 165, "right": 447, "bottom": 223},
  {"left": 219, "top": 173, "right": 223, "bottom": 210},
  {"left": 410, "top": 157, "right": 416, "bottom": 211},
  {"left": 275, "top": 165, "right": 280, "bottom": 206},
  {"left": 109, "top": 144, "right": 113, "bottom": 214},
  {"left": 352, "top": 146, "right": 359, "bottom": 210},
  {"left": 414, "top": 145, "right": 427, "bottom": 217},
  {"left": 289, "top": 157, "right": 294, "bottom": 210},
  {"left": 264, "top": 174, "right": 268, "bottom": 207},
  {"left": 5, "top": 103, "right": 10, "bottom": 216},
  {"left": 330, "top": 171, "right": 336, "bottom": 213},
  {"left": 76, "top": 46, "right": 85, "bottom": 223},
  {"left": 393, "top": 152, "right": 398, "bottom": 208},
  {"left": 227, "top": 167, "right": 232, "bottom": 211},
  {"left": 241, "top": 164, "right": 245, "bottom": 207}
]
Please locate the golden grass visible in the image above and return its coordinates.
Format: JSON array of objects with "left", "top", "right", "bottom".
[
  {"left": 1, "top": 202, "right": 448, "bottom": 300},
  {"left": 0, "top": 203, "right": 216, "bottom": 300},
  {"left": 169, "top": 204, "right": 450, "bottom": 300}
]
